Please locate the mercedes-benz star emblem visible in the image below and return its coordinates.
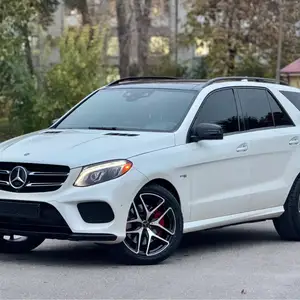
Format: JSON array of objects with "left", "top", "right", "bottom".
[{"left": 9, "top": 166, "right": 28, "bottom": 189}]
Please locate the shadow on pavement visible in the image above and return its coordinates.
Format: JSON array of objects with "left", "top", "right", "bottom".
[
  {"left": 178, "top": 222, "right": 280, "bottom": 253},
  {"left": 0, "top": 222, "right": 281, "bottom": 267}
]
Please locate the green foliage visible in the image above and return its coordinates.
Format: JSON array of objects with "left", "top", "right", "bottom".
[
  {"left": 146, "top": 56, "right": 187, "bottom": 77},
  {"left": 184, "top": 57, "right": 208, "bottom": 79},
  {"left": 183, "top": 0, "right": 300, "bottom": 77},
  {"left": 0, "top": 0, "right": 59, "bottom": 29},
  {"left": 35, "top": 25, "right": 108, "bottom": 128},
  {"left": 0, "top": 53, "right": 40, "bottom": 135}
]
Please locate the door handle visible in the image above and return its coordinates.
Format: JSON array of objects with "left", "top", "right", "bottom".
[
  {"left": 289, "top": 137, "right": 299, "bottom": 146},
  {"left": 236, "top": 143, "right": 248, "bottom": 152}
]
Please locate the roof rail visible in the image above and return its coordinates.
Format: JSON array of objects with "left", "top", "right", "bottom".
[
  {"left": 202, "top": 76, "right": 289, "bottom": 88},
  {"left": 108, "top": 76, "right": 178, "bottom": 86}
]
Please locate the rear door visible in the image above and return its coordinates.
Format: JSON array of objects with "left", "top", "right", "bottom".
[{"left": 234, "top": 87, "right": 297, "bottom": 211}]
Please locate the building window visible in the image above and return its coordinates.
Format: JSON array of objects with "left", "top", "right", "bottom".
[{"left": 149, "top": 36, "right": 170, "bottom": 55}]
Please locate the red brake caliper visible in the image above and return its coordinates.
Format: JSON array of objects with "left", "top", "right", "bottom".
[{"left": 153, "top": 211, "right": 165, "bottom": 235}]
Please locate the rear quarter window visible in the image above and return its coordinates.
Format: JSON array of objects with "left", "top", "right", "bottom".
[{"left": 280, "top": 90, "right": 300, "bottom": 111}]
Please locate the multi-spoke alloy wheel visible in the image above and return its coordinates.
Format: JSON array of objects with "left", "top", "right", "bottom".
[
  {"left": 124, "top": 193, "right": 176, "bottom": 256},
  {"left": 116, "top": 184, "right": 183, "bottom": 265},
  {"left": 0, "top": 235, "right": 45, "bottom": 253}
]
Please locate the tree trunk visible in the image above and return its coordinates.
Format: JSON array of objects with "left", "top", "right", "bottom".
[
  {"left": 21, "top": 24, "right": 34, "bottom": 75},
  {"left": 78, "top": 0, "right": 91, "bottom": 25},
  {"left": 226, "top": 9, "right": 236, "bottom": 76},
  {"left": 116, "top": 0, "right": 131, "bottom": 78},
  {"left": 134, "top": 0, "right": 152, "bottom": 75}
]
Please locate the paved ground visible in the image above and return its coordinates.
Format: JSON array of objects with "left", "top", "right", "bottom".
[{"left": 0, "top": 221, "right": 300, "bottom": 299}]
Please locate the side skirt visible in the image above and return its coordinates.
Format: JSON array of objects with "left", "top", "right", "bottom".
[{"left": 183, "top": 206, "right": 284, "bottom": 234}]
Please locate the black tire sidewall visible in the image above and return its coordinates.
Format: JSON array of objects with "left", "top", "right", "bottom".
[{"left": 0, "top": 236, "right": 45, "bottom": 253}]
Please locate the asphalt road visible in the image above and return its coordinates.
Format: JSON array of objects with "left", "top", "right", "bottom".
[{"left": 0, "top": 221, "right": 300, "bottom": 299}]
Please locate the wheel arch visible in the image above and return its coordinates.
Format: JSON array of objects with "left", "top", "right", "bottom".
[
  {"left": 284, "top": 172, "right": 300, "bottom": 207},
  {"left": 143, "top": 178, "right": 181, "bottom": 206}
]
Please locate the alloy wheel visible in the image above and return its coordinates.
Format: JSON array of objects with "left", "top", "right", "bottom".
[{"left": 124, "top": 193, "right": 176, "bottom": 256}]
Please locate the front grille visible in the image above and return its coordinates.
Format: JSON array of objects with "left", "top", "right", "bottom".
[
  {"left": 0, "top": 200, "right": 72, "bottom": 237},
  {"left": 0, "top": 162, "right": 70, "bottom": 193}
]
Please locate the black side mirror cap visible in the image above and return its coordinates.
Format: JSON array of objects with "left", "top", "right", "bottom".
[{"left": 191, "top": 123, "right": 223, "bottom": 142}]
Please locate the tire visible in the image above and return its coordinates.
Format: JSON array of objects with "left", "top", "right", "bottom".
[
  {"left": 273, "top": 177, "right": 300, "bottom": 241},
  {"left": 114, "top": 184, "right": 183, "bottom": 265},
  {"left": 0, "top": 235, "right": 45, "bottom": 253}
]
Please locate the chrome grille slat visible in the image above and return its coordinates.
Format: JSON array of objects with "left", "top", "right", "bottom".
[
  {"left": 0, "top": 170, "right": 10, "bottom": 175},
  {"left": 29, "top": 172, "right": 68, "bottom": 177},
  {"left": 0, "top": 180, "right": 9, "bottom": 186},
  {"left": 26, "top": 182, "right": 63, "bottom": 187},
  {"left": 0, "top": 162, "right": 70, "bottom": 193}
]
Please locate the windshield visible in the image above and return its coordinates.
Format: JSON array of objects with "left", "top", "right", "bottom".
[{"left": 55, "top": 88, "right": 198, "bottom": 132}]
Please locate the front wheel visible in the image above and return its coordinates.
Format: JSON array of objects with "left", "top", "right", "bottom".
[
  {"left": 115, "top": 184, "right": 183, "bottom": 265},
  {"left": 0, "top": 235, "right": 45, "bottom": 253}
]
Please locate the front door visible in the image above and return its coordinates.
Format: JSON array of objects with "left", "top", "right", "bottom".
[{"left": 186, "top": 88, "right": 252, "bottom": 221}]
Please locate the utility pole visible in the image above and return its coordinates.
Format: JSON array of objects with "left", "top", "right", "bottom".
[{"left": 276, "top": 0, "right": 284, "bottom": 82}]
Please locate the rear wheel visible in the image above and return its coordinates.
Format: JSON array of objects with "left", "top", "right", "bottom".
[
  {"left": 0, "top": 235, "right": 45, "bottom": 253},
  {"left": 116, "top": 184, "right": 183, "bottom": 265},
  {"left": 273, "top": 177, "right": 300, "bottom": 241}
]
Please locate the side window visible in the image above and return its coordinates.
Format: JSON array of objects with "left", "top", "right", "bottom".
[
  {"left": 280, "top": 90, "right": 300, "bottom": 111},
  {"left": 195, "top": 89, "right": 239, "bottom": 134},
  {"left": 236, "top": 88, "right": 274, "bottom": 130},
  {"left": 267, "top": 92, "right": 293, "bottom": 126}
]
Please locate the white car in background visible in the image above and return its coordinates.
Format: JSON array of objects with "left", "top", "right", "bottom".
[{"left": 1, "top": 76, "right": 300, "bottom": 265}]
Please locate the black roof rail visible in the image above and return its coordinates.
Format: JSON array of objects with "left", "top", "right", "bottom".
[
  {"left": 202, "top": 76, "right": 289, "bottom": 88},
  {"left": 107, "top": 76, "right": 178, "bottom": 86}
]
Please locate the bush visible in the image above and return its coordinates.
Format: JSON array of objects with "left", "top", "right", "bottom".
[{"left": 35, "top": 25, "right": 108, "bottom": 128}]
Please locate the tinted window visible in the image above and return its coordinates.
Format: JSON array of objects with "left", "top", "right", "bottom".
[
  {"left": 56, "top": 88, "right": 197, "bottom": 132},
  {"left": 267, "top": 92, "right": 293, "bottom": 126},
  {"left": 280, "top": 90, "right": 300, "bottom": 111},
  {"left": 237, "top": 88, "right": 273, "bottom": 130},
  {"left": 195, "top": 89, "right": 239, "bottom": 133}
]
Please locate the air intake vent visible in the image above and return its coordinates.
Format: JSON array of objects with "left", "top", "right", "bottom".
[{"left": 105, "top": 133, "right": 139, "bottom": 137}]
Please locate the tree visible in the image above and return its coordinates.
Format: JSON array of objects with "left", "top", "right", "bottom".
[
  {"left": 0, "top": 0, "right": 59, "bottom": 74},
  {"left": 0, "top": 0, "right": 59, "bottom": 135},
  {"left": 184, "top": 0, "right": 300, "bottom": 77},
  {"left": 35, "top": 25, "right": 107, "bottom": 127},
  {"left": 133, "top": 0, "right": 152, "bottom": 75},
  {"left": 116, "top": 0, "right": 132, "bottom": 77}
]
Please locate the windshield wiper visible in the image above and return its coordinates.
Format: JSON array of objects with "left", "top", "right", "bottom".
[{"left": 88, "top": 126, "right": 122, "bottom": 131}]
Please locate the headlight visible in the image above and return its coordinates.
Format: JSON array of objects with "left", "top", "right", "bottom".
[{"left": 74, "top": 160, "right": 133, "bottom": 187}]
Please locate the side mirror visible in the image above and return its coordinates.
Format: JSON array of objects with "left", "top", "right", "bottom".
[{"left": 191, "top": 123, "right": 223, "bottom": 142}]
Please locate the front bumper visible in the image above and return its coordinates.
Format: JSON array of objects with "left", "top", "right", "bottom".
[{"left": 0, "top": 167, "right": 148, "bottom": 244}]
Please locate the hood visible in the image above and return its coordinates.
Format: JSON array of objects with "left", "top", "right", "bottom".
[{"left": 0, "top": 129, "right": 175, "bottom": 168}]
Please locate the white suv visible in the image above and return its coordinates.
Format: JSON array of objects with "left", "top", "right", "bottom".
[{"left": 1, "top": 76, "right": 300, "bottom": 264}]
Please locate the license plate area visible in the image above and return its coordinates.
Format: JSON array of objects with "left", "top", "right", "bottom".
[{"left": 0, "top": 201, "right": 40, "bottom": 219}]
